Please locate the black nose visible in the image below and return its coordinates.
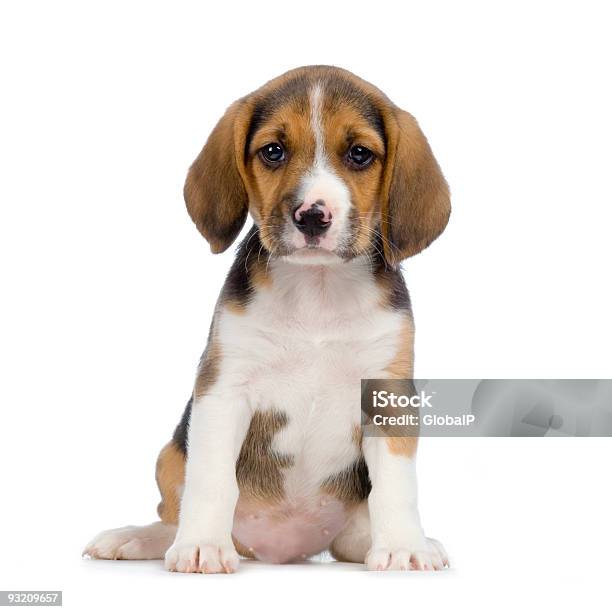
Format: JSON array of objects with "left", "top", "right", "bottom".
[{"left": 293, "top": 205, "right": 331, "bottom": 238}]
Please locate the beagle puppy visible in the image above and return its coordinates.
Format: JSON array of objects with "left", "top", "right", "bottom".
[{"left": 84, "top": 65, "right": 450, "bottom": 572}]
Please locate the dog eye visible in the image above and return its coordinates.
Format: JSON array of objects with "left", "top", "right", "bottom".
[
  {"left": 346, "top": 145, "right": 374, "bottom": 168},
  {"left": 259, "top": 142, "right": 285, "bottom": 165}
]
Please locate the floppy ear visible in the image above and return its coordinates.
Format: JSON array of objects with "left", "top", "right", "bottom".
[
  {"left": 380, "top": 108, "right": 450, "bottom": 265},
  {"left": 184, "top": 101, "right": 251, "bottom": 253}
]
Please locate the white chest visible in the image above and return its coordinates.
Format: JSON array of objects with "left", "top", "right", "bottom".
[{"left": 217, "top": 260, "right": 407, "bottom": 483}]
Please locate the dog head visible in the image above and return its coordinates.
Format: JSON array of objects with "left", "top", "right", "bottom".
[{"left": 184, "top": 66, "right": 450, "bottom": 266}]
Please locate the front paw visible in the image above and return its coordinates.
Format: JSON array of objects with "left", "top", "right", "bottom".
[
  {"left": 165, "top": 539, "right": 239, "bottom": 574},
  {"left": 366, "top": 537, "right": 449, "bottom": 571}
]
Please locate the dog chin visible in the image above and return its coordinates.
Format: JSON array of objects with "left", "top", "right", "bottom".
[{"left": 283, "top": 247, "right": 343, "bottom": 266}]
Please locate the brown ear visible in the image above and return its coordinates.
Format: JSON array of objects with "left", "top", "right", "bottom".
[
  {"left": 380, "top": 108, "right": 450, "bottom": 265},
  {"left": 184, "top": 101, "right": 251, "bottom": 253}
]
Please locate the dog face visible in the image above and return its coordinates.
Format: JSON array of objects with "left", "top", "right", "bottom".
[
  {"left": 184, "top": 66, "right": 450, "bottom": 266},
  {"left": 245, "top": 80, "right": 386, "bottom": 262}
]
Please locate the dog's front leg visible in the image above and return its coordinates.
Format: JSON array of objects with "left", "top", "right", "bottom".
[
  {"left": 362, "top": 437, "right": 447, "bottom": 571},
  {"left": 165, "top": 392, "right": 250, "bottom": 574}
]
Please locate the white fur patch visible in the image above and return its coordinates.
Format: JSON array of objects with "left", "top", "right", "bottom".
[
  {"left": 310, "top": 82, "right": 326, "bottom": 169},
  {"left": 288, "top": 83, "right": 352, "bottom": 252}
]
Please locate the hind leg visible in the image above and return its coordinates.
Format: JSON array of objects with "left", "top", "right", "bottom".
[
  {"left": 330, "top": 502, "right": 372, "bottom": 563},
  {"left": 330, "top": 501, "right": 449, "bottom": 570},
  {"left": 84, "top": 441, "right": 185, "bottom": 560},
  {"left": 83, "top": 521, "right": 177, "bottom": 560}
]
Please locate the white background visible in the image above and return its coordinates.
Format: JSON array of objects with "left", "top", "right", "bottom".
[{"left": 1, "top": 1, "right": 611, "bottom": 610}]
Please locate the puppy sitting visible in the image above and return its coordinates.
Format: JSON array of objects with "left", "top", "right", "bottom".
[{"left": 84, "top": 65, "right": 450, "bottom": 573}]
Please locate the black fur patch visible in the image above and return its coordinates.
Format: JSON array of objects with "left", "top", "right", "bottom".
[
  {"left": 321, "top": 456, "right": 372, "bottom": 503},
  {"left": 371, "top": 234, "right": 412, "bottom": 311},
  {"left": 382, "top": 266, "right": 412, "bottom": 311},
  {"left": 220, "top": 225, "right": 267, "bottom": 308},
  {"left": 172, "top": 396, "right": 192, "bottom": 455}
]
